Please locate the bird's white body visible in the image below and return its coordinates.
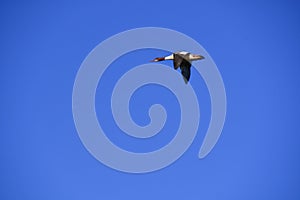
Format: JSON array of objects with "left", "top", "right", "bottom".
[
  {"left": 164, "top": 54, "right": 174, "bottom": 60},
  {"left": 164, "top": 51, "right": 202, "bottom": 61}
]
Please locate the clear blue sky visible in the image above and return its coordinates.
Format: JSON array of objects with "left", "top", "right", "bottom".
[{"left": 1, "top": 0, "right": 300, "bottom": 199}]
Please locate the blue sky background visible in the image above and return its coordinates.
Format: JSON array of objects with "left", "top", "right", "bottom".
[{"left": 1, "top": 0, "right": 300, "bottom": 199}]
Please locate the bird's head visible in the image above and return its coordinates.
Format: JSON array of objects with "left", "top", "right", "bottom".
[{"left": 150, "top": 57, "right": 165, "bottom": 62}]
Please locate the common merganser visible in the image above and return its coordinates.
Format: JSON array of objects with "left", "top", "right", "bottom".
[{"left": 151, "top": 51, "right": 205, "bottom": 83}]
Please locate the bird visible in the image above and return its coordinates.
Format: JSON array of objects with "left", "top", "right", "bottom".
[{"left": 150, "top": 51, "right": 205, "bottom": 83}]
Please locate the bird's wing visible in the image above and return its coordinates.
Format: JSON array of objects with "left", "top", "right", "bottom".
[
  {"left": 173, "top": 54, "right": 183, "bottom": 69},
  {"left": 180, "top": 59, "right": 191, "bottom": 84}
]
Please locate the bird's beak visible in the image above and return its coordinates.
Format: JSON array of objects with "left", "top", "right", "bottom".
[{"left": 150, "top": 57, "right": 164, "bottom": 62}]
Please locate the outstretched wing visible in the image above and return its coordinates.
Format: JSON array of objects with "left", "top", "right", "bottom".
[
  {"left": 180, "top": 59, "right": 191, "bottom": 84},
  {"left": 173, "top": 54, "right": 183, "bottom": 69}
]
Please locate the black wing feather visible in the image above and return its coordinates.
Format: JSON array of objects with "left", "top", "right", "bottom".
[
  {"left": 180, "top": 59, "right": 191, "bottom": 84},
  {"left": 173, "top": 54, "right": 183, "bottom": 69}
]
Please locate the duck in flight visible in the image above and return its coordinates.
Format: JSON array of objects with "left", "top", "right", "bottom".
[{"left": 151, "top": 51, "right": 205, "bottom": 83}]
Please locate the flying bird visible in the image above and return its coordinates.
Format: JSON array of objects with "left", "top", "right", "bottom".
[{"left": 151, "top": 51, "right": 205, "bottom": 83}]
